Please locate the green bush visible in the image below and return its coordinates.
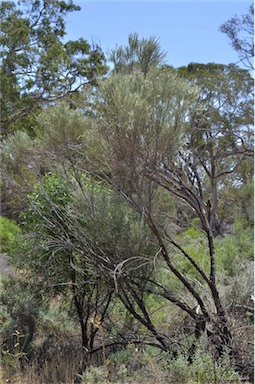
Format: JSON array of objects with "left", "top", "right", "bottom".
[
  {"left": 215, "top": 224, "right": 253, "bottom": 275},
  {"left": 0, "top": 276, "right": 44, "bottom": 356},
  {"left": 163, "top": 348, "right": 242, "bottom": 383},
  {"left": 0, "top": 216, "right": 21, "bottom": 253},
  {"left": 105, "top": 340, "right": 242, "bottom": 383},
  {"left": 21, "top": 172, "right": 71, "bottom": 231},
  {"left": 80, "top": 366, "right": 107, "bottom": 384},
  {"left": 174, "top": 221, "right": 253, "bottom": 279},
  {"left": 175, "top": 227, "right": 209, "bottom": 279}
]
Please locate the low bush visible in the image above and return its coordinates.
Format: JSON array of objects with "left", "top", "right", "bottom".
[{"left": 0, "top": 216, "right": 21, "bottom": 253}]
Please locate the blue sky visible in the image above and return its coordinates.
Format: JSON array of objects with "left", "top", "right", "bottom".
[{"left": 65, "top": 1, "right": 251, "bottom": 69}]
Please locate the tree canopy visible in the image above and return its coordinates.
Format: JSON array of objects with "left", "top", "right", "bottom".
[
  {"left": 0, "top": 0, "right": 107, "bottom": 134},
  {"left": 220, "top": 4, "right": 254, "bottom": 70}
]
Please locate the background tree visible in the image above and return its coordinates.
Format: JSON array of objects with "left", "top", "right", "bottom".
[
  {"left": 0, "top": 0, "right": 107, "bottom": 135},
  {"left": 220, "top": 4, "right": 254, "bottom": 70},
  {"left": 177, "top": 63, "right": 254, "bottom": 233}
]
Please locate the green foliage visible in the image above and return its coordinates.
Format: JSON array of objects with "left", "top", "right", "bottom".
[
  {"left": 175, "top": 228, "right": 210, "bottom": 278},
  {"left": 32, "top": 172, "right": 70, "bottom": 207},
  {"left": 215, "top": 224, "right": 253, "bottom": 276},
  {"left": 80, "top": 364, "right": 130, "bottom": 384},
  {"left": 178, "top": 63, "right": 253, "bottom": 166},
  {"left": 161, "top": 347, "right": 242, "bottom": 383},
  {"left": 218, "top": 258, "right": 253, "bottom": 319},
  {"left": 106, "top": 339, "right": 242, "bottom": 384},
  {"left": 0, "top": 0, "right": 107, "bottom": 134},
  {"left": 35, "top": 102, "right": 87, "bottom": 152},
  {"left": 178, "top": 226, "right": 203, "bottom": 240},
  {"left": 97, "top": 67, "right": 196, "bottom": 143},
  {"left": 177, "top": 62, "right": 253, "bottom": 234},
  {"left": 0, "top": 216, "right": 21, "bottom": 253},
  {"left": 234, "top": 179, "right": 254, "bottom": 225},
  {"left": 12, "top": 172, "right": 73, "bottom": 286},
  {"left": 0, "top": 276, "right": 45, "bottom": 355},
  {"left": 1, "top": 130, "right": 41, "bottom": 217},
  {"left": 80, "top": 366, "right": 107, "bottom": 384},
  {"left": 94, "top": 67, "right": 197, "bottom": 198},
  {"left": 108, "top": 32, "right": 167, "bottom": 75},
  {"left": 22, "top": 172, "right": 71, "bottom": 230},
  {"left": 39, "top": 299, "right": 77, "bottom": 336},
  {"left": 109, "top": 345, "right": 143, "bottom": 373},
  {"left": 1, "top": 130, "right": 37, "bottom": 174},
  {"left": 173, "top": 221, "right": 253, "bottom": 282}
]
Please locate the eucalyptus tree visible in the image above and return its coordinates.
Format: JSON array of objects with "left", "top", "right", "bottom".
[
  {"left": 0, "top": 0, "right": 107, "bottom": 135},
  {"left": 177, "top": 63, "right": 254, "bottom": 234},
  {"left": 220, "top": 4, "right": 254, "bottom": 70}
]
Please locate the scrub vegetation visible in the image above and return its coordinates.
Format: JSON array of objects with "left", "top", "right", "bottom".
[{"left": 0, "top": 1, "right": 253, "bottom": 383}]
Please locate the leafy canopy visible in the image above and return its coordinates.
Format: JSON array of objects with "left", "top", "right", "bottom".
[{"left": 0, "top": 0, "right": 108, "bottom": 134}]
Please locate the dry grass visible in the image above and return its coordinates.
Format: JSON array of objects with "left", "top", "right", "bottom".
[{"left": 1, "top": 335, "right": 84, "bottom": 384}]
